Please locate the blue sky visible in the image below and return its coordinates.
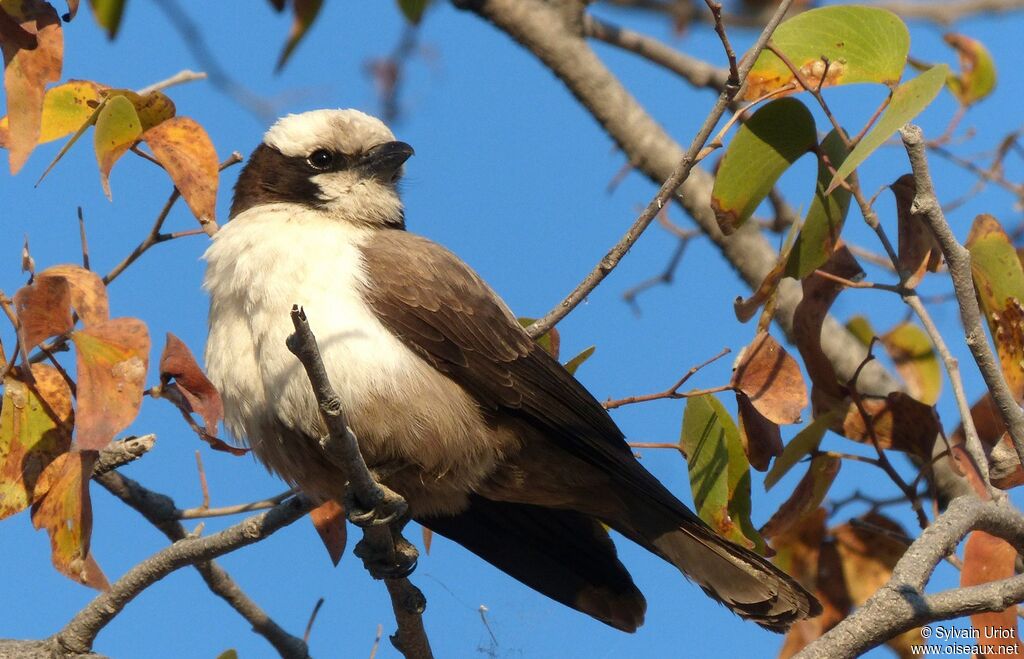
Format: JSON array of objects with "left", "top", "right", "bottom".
[{"left": 2, "top": 1, "right": 1024, "bottom": 657}]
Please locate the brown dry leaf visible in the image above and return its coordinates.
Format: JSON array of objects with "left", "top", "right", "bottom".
[
  {"left": 951, "top": 393, "right": 1024, "bottom": 489},
  {"left": 735, "top": 392, "right": 782, "bottom": 471},
  {"left": 422, "top": 526, "right": 433, "bottom": 555},
  {"left": 159, "top": 332, "right": 223, "bottom": 434},
  {"left": 309, "top": 499, "right": 346, "bottom": 566},
  {"left": 0, "top": 6, "right": 36, "bottom": 49},
  {"left": 30, "top": 449, "right": 108, "bottom": 589},
  {"left": 962, "top": 531, "right": 1024, "bottom": 656},
  {"left": 1, "top": 0, "right": 61, "bottom": 173},
  {"left": 761, "top": 455, "right": 840, "bottom": 540},
  {"left": 833, "top": 514, "right": 922, "bottom": 656},
  {"left": 71, "top": 318, "right": 150, "bottom": 450},
  {"left": 792, "top": 244, "right": 864, "bottom": 399},
  {"left": 734, "top": 248, "right": 792, "bottom": 324},
  {"left": 142, "top": 117, "right": 219, "bottom": 227},
  {"left": 830, "top": 392, "right": 939, "bottom": 460},
  {"left": 0, "top": 364, "right": 73, "bottom": 520},
  {"left": 38, "top": 264, "right": 109, "bottom": 327},
  {"left": 774, "top": 509, "right": 850, "bottom": 657},
  {"left": 731, "top": 331, "right": 807, "bottom": 424},
  {"left": 13, "top": 275, "right": 72, "bottom": 350},
  {"left": 891, "top": 174, "right": 941, "bottom": 288}
]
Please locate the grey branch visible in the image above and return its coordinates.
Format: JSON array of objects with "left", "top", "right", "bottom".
[
  {"left": 287, "top": 306, "right": 434, "bottom": 659},
  {"left": 91, "top": 435, "right": 156, "bottom": 477},
  {"left": 796, "top": 495, "right": 1024, "bottom": 658},
  {"left": 901, "top": 125, "right": 1024, "bottom": 469},
  {"left": 876, "top": 0, "right": 1024, "bottom": 24},
  {"left": 52, "top": 494, "right": 312, "bottom": 656},
  {"left": 93, "top": 470, "right": 311, "bottom": 659}
]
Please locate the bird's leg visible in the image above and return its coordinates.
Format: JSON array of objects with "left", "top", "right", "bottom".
[{"left": 345, "top": 477, "right": 407, "bottom": 528}]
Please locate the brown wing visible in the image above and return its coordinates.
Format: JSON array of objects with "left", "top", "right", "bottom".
[{"left": 361, "top": 229, "right": 635, "bottom": 462}]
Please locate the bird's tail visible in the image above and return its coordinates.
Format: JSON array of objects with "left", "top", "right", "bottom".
[{"left": 608, "top": 493, "right": 821, "bottom": 633}]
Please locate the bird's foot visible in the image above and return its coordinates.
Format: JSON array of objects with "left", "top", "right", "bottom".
[
  {"left": 345, "top": 484, "right": 408, "bottom": 528},
  {"left": 353, "top": 532, "right": 419, "bottom": 580}
]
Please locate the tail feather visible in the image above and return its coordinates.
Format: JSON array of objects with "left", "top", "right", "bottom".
[{"left": 419, "top": 495, "right": 647, "bottom": 632}]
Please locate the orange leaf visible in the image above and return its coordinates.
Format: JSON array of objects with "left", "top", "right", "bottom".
[
  {"left": 38, "top": 264, "right": 110, "bottom": 327},
  {"left": 830, "top": 392, "right": 939, "bottom": 459},
  {"left": 142, "top": 117, "right": 219, "bottom": 227},
  {"left": 731, "top": 331, "right": 807, "bottom": 424},
  {"left": 309, "top": 499, "right": 346, "bottom": 566},
  {"left": 30, "top": 450, "right": 108, "bottom": 589},
  {"left": 962, "top": 531, "right": 1024, "bottom": 656},
  {"left": 1, "top": 0, "right": 61, "bottom": 173},
  {"left": 13, "top": 275, "right": 72, "bottom": 350},
  {"left": 0, "top": 364, "right": 73, "bottom": 520},
  {"left": 71, "top": 318, "right": 150, "bottom": 450},
  {"left": 159, "top": 332, "right": 223, "bottom": 434}
]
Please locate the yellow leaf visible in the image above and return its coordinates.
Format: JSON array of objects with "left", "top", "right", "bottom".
[
  {"left": 93, "top": 93, "right": 142, "bottom": 199},
  {"left": 143, "top": 116, "right": 220, "bottom": 225}
]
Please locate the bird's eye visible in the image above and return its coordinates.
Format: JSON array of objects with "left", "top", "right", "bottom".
[{"left": 307, "top": 149, "right": 334, "bottom": 171}]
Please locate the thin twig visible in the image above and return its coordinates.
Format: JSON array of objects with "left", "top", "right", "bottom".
[
  {"left": 195, "top": 450, "right": 211, "bottom": 510},
  {"left": 525, "top": 0, "right": 796, "bottom": 339},
  {"left": 178, "top": 489, "right": 296, "bottom": 520},
  {"left": 137, "top": 69, "right": 208, "bottom": 95},
  {"left": 77, "top": 207, "right": 90, "bottom": 270},
  {"left": 303, "top": 598, "right": 325, "bottom": 645},
  {"left": 604, "top": 348, "right": 731, "bottom": 409}
]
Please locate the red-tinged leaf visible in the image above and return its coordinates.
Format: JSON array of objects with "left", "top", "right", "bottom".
[
  {"left": 309, "top": 499, "right": 346, "bottom": 566},
  {"left": 760, "top": 455, "right": 840, "bottom": 540},
  {"left": 1, "top": 0, "right": 61, "bottom": 173},
  {"left": 0, "top": 364, "right": 73, "bottom": 520},
  {"left": 792, "top": 244, "right": 864, "bottom": 399},
  {"left": 422, "top": 526, "right": 433, "bottom": 555},
  {"left": 159, "top": 333, "right": 223, "bottom": 434},
  {"left": 93, "top": 94, "right": 141, "bottom": 199},
  {"left": 832, "top": 514, "right": 923, "bottom": 656},
  {"left": 829, "top": 392, "right": 939, "bottom": 460},
  {"left": 735, "top": 392, "right": 782, "bottom": 472},
  {"left": 71, "top": 318, "right": 150, "bottom": 450},
  {"left": 38, "top": 264, "right": 109, "bottom": 327},
  {"left": 681, "top": 394, "right": 767, "bottom": 553},
  {"left": 62, "top": 0, "right": 79, "bottom": 21},
  {"left": 142, "top": 117, "right": 219, "bottom": 227},
  {"left": 731, "top": 332, "right": 807, "bottom": 425},
  {"left": 966, "top": 214, "right": 1024, "bottom": 402},
  {"left": 30, "top": 450, "right": 108, "bottom": 589},
  {"left": 891, "top": 175, "right": 942, "bottom": 289},
  {"left": 962, "top": 531, "right": 1024, "bottom": 655},
  {"left": 276, "top": 0, "right": 323, "bottom": 72},
  {"left": 13, "top": 275, "right": 72, "bottom": 350}
]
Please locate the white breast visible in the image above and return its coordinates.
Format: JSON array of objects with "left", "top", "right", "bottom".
[{"left": 203, "top": 204, "right": 506, "bottom": 511}]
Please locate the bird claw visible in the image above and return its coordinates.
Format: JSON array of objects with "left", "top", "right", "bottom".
[
  {"left": 345, "top": 485, "right": 408, "bottom": 528},
  {"left": 353, "top": 534, "right": 419, "bottom": 580}
]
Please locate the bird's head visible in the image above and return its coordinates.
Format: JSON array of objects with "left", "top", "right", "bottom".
[{"left": 230, "top": 108, "right": 414, "bottom": 228}]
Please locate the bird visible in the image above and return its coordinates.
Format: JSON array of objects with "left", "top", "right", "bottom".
[{"left": 203, "top": 108, "right": 821, "bottom": 634}]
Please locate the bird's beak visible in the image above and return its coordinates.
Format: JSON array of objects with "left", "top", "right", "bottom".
[{"left": 359, "top": 141, "right": 415, "bottom": 181}]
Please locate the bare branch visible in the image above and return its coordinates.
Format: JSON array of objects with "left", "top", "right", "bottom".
[
  {"left": 136, "top": 69, "right": 207, "bottom": 95},
  {"left": 54, "top": 495, "right": 312, "bottom": 656},
  {"left": 901, "top": 125, "right": 1024, "bottom": 470},
  {"left": 92, "top": 435, "right": 156, "bottom": 477}
]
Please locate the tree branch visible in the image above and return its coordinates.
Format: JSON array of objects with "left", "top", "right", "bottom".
[
  {"left": 53, "top": 495, "right": 312, "bottom": 655},
  {"left": 901, "top": 124, "right": 1024, "bottom": 470},
  {"left": 796, "top": 495, "right": 1024, "bottom": 658},
  {"left": 286, "top": 307, "right": 433, "bottom": 659}
]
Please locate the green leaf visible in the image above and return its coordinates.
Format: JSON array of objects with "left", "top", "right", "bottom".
[
  {"left": 845, "top": 315, "right": 876, "bottom": 346},
  {"left": 92, "top": 94, "right": 142, "bottom": 199},
  {"left": 680, "top": 394, "right": 766, "bottom": 553},
  {"left": 711, "top": 98, "right": 816, "bottom": 235},
  {"left": 764, "top": 412, "right": 836, "bottom": 490},
  {"left": 216, "top": 651, "right": 239, "bottom": 659},
  {"left": 881, "top": 322, "right": 942, "bottom": 406},
  {"left": 827, "top": 65, "right": 950, "bottom": 194},
  {"left": 743, "top": 5, "right": 909, "bottom": 100},
  {"left": 88, "top": 0, "right": 125, "bottom": 39},
  {"left": 518, "top": 317, "right": 559, "bottom": 359},
  {"left": 276, "top": 0, "right": 324, "bottom": 72},
  {"left": 563, "top": 345, "right": 595, "bottom": 376},
  {"left": 785, "top": 130, "right": 853, "bottom": 279},
  {"left": 397, "top": 0, "right": 429, "bottom": 24},
  {"left": 944, "top": 33, "right": 996, "bottom": 106}
]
